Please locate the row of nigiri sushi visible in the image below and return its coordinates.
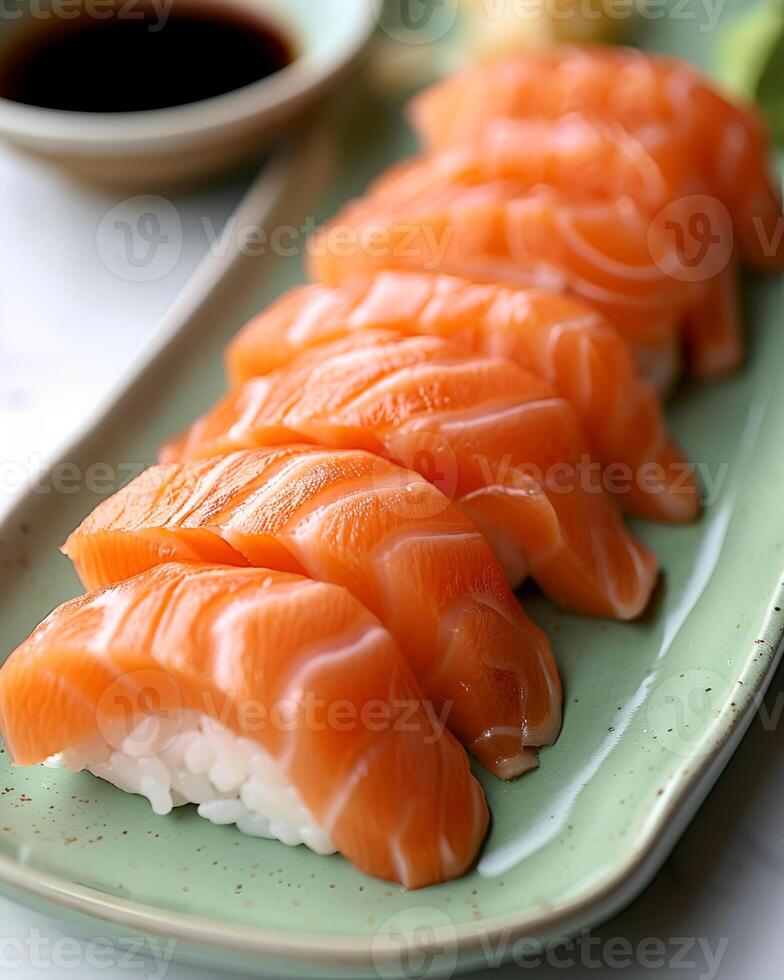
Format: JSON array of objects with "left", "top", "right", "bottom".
[
  {"left": 1, "top": 45, "right": 782, "bottom": 890},
  {"left": 322, "top": 44, "right": 783, "bottom": 396}
]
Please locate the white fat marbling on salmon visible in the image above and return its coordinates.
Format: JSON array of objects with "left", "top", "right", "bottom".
[
  {"left": 166, "top": 454, "right": 246, "bottom": 526},
  {"left": 285, "top": 289, "right": 349, "bottom": 344},
  {"left": 206, "top": 579, "right": 316, "bottom": 691},
  {"left": 422, "top": 396, "right": 566, "bottom": 437},
  {"left": 228, "top": 380, "right": 275, "bottom": 441},
  {"left": 83, "top": 587, "right": 137, "bottom": 655},
  {"left": 348, "top": 273, "right": 432, "bottom": 327}
]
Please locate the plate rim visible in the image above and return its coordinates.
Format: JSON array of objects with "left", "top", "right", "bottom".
[
  {"left": 0, "top": 606, "right": 781, "bottom": 968},
  {"left": 1, "top": 98, "right": 784, "bottom": 974}
]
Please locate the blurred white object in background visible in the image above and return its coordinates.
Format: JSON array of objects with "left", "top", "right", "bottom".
[
  {"left": 458, "top": 0, "right": 632, "bottom": 63},
  {"left": 0, "top": 143, "right": 250, "bottom": 516}
]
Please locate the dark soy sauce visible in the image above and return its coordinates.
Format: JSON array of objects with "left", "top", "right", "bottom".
[{"left": 0, "top": 3, "right": 294, "bottom": 112}]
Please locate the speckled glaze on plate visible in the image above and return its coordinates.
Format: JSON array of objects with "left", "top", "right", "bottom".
[{"left": 1, "top": 10, "right": 783, "bottom": 979}]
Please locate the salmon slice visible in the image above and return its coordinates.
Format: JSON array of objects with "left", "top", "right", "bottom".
[
  {"left": 682, "top": 259, "right": 743, "bottom": 377},
  {"left": 308, "top": 171, "right": 694, "bottom": 388},
  {"left": 360, "top": 116, "right": 740, "bottom": 381},
  {"left": 164, "top": 333, "right": 659, "bottom": 621},
  {"left": 226, "top": 271, "right": 699, "bottom": 523},
  {"left": 369, "top": 115, "right": 673, "bottom": 212},
  {"left": 0, "top": 562, "right": 489, "bottom": 888},
  {"left": 409, "top": 45, "right": 784, "bottom": 273},
  {"left": 63, "top": 447, "right": 562, "bottom": 779}
]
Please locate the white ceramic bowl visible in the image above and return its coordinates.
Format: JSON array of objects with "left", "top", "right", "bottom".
[{"left": 0, "top": 0, "right": 378, "bottom": 187}]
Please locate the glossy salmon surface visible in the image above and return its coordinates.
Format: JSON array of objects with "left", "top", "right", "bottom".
[
  {"left": 164, "top": 333, "right": 659, "bottom": 622},
  {"left": 0, "top": 563, "right": 489, "bottom": 888},
  {"left": 410, "top": 46, "right": 784, "bottom": 272},
  {"left": 63, "top": 447, "right": 562, "bottom": 779},
  {"left": 226, "top": 271, "right": 699, "bottom": 522},
  {"left": 309, "top": 165, "right": 695, "bottom": 385}
]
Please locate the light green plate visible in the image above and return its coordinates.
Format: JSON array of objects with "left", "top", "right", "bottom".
[{"left": 1, "top": 7, "right": 783, "bottom": 978}]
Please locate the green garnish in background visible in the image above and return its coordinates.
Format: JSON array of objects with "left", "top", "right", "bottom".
[{"left": 719, "top": 0, "right": 784, "bottom": 140}]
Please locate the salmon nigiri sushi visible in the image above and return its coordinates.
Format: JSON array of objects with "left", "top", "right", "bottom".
[
  {"left": 162, "top": 333, "right": 660, "bottom": 622},
  {"left": 308, "top": 168, "right": 694, "bottom": 390},
  {"left": 409, "top": 45, "right": 784, "bottom": 273},
  {"left": 63, "top": 447, "right": 562, "bottom": 780},
  {"left": 226, "top": 271, "right": 699, "bottom": 523},
  {"left": 0, "top": 563, "right": 489, "bottom": 888},
  {"left": 359, "top": 115, "right": 742, "bottom": 381}
]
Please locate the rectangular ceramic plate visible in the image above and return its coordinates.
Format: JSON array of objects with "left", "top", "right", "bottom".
[{"left": 1, "top": 10, "right": 783, "bottom": 978}]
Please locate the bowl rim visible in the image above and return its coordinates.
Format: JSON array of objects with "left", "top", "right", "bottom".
[{"left": 0, "top": 0, "right": 379, "bottom": 151}]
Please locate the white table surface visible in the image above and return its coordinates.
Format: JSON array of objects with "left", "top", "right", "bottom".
[{"left": 1, "top": 142, "right": 782, "bottom": 980}]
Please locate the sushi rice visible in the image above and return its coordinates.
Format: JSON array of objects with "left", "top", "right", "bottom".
[{"left": 45, "top": 711, "right": 336, "bottom": 856}]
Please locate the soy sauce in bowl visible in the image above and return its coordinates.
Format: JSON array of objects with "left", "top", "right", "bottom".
[{"left": 0, "top": 2, "right": 295, "bottom": 113}]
